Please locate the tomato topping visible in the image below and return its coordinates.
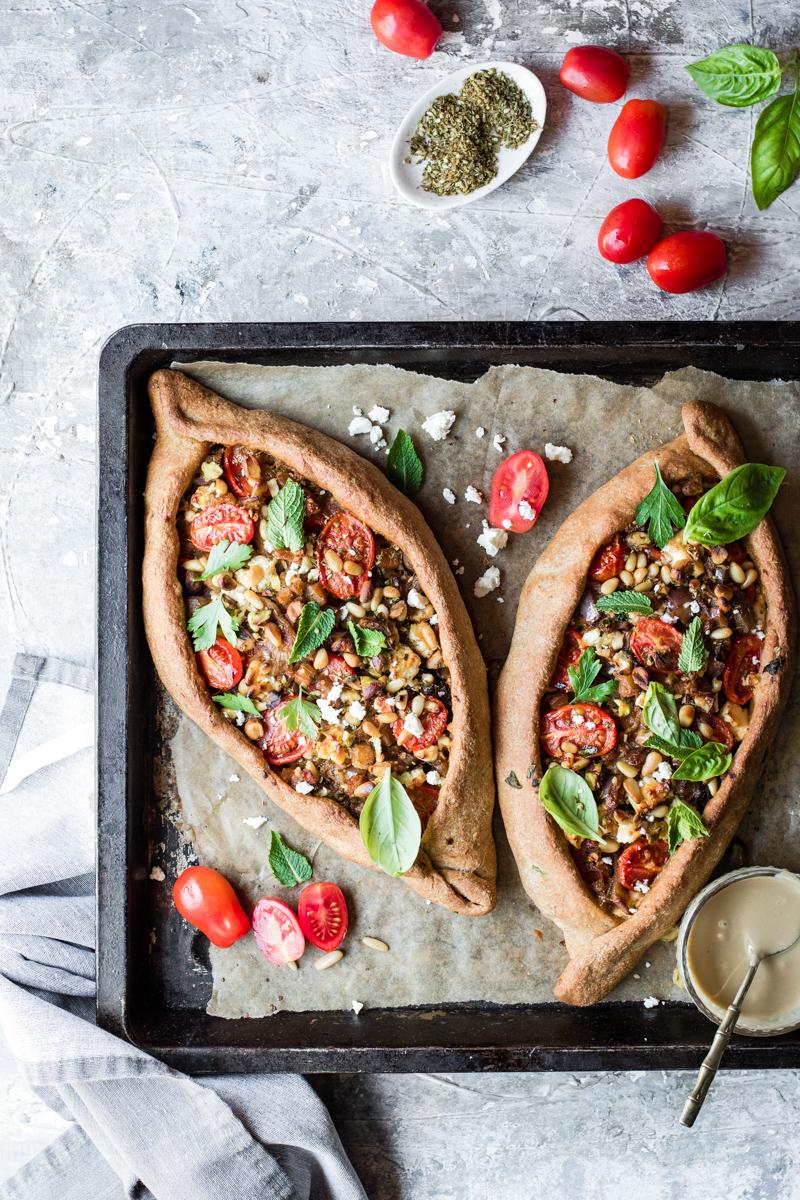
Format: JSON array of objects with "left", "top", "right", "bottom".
[
  {"left": 541, "top": 702, "right": 617, "bottom": 759},
  {"left": 251, "top": 898, "right": 305, "bottom": 965},
  {"left": 223, "top": 446, "right": 260, "bottom": 497},
  {"left": 370, "top": 0, "right": 441, "bottom": 59},
  {"left": 173, "top": 866, "right": 250, "bottom": 949},
  {"left": 559, "top": 45, "right": 629, "bottom": 103},
  {"left": 304, "top": 491, "right": 326, "bottom": 531},
  {"left": 191, "top": 502, "right": 255, "bottom": 552},
  {"left": 297, "top": 882, "right": 348, "bottom": 952},
  {"left": 597, "top": 198, "right": 663, "bottom": 264},
  {"left": 647, "top": 232, "right": 728, "bottom": 295},
  {"left": 317, "top": 512, "right": 375, "bottom": 599},
  {"left": 617, "top": 840, "right": 668, "bottom": 889},
  {"left": 722, "top": 634, "right": 762, "bottom": 705},
  {"left": 571, "top": 841, "right": 613, "bottom": 901},
  {"left": 408, "top": 782, "right": 440, "bottom": 826},
  {"left": 630, "top": 618, "right": 684, "bottom": 673},
  {"left": 700, "top": 712, "right": 735, "bottom": 751},
  {"left": 551, "top": 629, "right": 584, "bottom": 690},
  {"left": 589, "top": 536, "right": 625, "bottom": 582},
  {"left": 392, "top": 697, "right": 448, "bottom": 757},
  {"left": 324, "top": 654, "right": 357, "bottom": 681},
  {"left": 260, "top": 699, "right": 313, "bottom": 765},
  {"left": 196, "top": 636, "right": 243, "bottom": 691},
  {"left": 607, "top": 99, "right": 667, "bottom": 179},
  {"left": 488, "top": 450, "right": 550, "bottom": 533}
]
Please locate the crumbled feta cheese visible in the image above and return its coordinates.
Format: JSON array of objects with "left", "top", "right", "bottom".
[
  {"left": 351, "top": 1000, "right": 364, "bottom": 1015},
  {"left": 464, "top": 485, "right": 483, "bottom": 504},
  {"left": 328, "top": 683, "right": 344, "bottom": 703},
  {"left": 477, "top": 520, "right": 508, "bottom": 558},
  {"left": 407, "top": 588, "right": 427, "bottom": 609},
  {"left": 348, "top": 415, "right": 373, "bottom": 437},
  {"left": 474, "top": 566, "right": 501, "bottom": 598},
  {"left": 346, "top": 700, "right": 367, "bottom": 724},
  {"left": 660, "top": 612, "right": 677, "bottom": 624},
  {"left": 476, "top": 426, "right": 486, "bottom": 439},
  {"left": 149, "top": 866, "right": 165, "bottom": 882},
  {"left": 422, "top": 410, "right": 456, "bottom": 441},
  {"left": 643, "top": 996, "right": 660, "bottom": 1009},
  {"left": 601, "top": 856, "right": 613, "bottom": 866},
  {"left": 368, "top": 404, "right": 390, "bottom": 424},
  {"left": 429, "top": 614, "right": 438, "bottom": 625},
  {"left": 502, "top": 519, "right": 511, "bottom": 530},
  {"left": 242, "top": 816, "right": 269, "bottom": 829},
  {"left": 352, "top": 406, "right": 363, "bottom": 416},
  {"left": 403, "top": 712, "right": 425, "bottom": 737},
  {"left": 688, "top": 600, "right": 701, "bottom": 615},
  {"left": 571, "top": 713, "right": 585, "bottom": 726},
  {"left": 426, "top": 769, "right": 443, "bottom": 785},
  {"left": 544, "top": 442, "right": 573, "bottom": 464},
  {"left": 317, "top": 698, "right": 341, "bottom": 724},
  {"left": 645, "top": 961, "right": 651, "bottom": 969},
  {"left": 653, "top": 761, "right": 673, "bottom": 782},
  {"left": 294, "top": 780, "right": 315, "bottom": 795},
  {"left": 492, "top": 434, "right": 506, "bottom": 452},
  {"left": 633, "top": 879, "right": 650, "bottom": 894},
  {"left": 442, "top": 488, "right": 456, "bottom": 505},
  {"left": 518, "top": 499, "right": 536, "bottom": 522},
  {"left": 369, "top": 424, "right": 384, "bottom": 444},
  {"left": 229, "top": 774, "right": 240, "bottom": 783}
]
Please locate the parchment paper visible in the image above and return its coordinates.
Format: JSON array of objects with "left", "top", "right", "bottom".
[{"left": 156, "top": 360, "right": 800, "bottom": 1017}]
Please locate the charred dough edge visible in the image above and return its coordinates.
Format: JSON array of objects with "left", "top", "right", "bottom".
[{"left": 143, "top": 369, "right": 496, "bottom": 915}]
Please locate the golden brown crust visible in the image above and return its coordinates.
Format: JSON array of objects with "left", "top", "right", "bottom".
[
  {"left": 143, "top": 369, "right": 496, "bottom": 915},
  {"left": 495, "top": 400, "right": 795, "bottom": 1002}
]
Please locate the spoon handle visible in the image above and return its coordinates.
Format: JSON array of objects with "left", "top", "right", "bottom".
[{"left": 680, "top": 959, "right": 761, "bottom": 1128}]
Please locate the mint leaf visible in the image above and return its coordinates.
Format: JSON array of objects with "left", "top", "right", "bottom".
[
  {"left": 187, "top": 596, "right": 240, "bottom": 651},
  {"left": 359, "top": 769, "right": 421, "bottom": 876},
  {"left": 387, "top": 430, "right": 424, "bottom": 495},
  {"left": 678, "top": 616, "right": 706, "bottom": 674},
  {"left": 751, "top": 70, "right": 800, "bottom": 210},
  {"left": 686, "top": 45, "right": 782, "bottom": 108},
  {"left": 667, "top": 801, "right": 710, "bottom": 854},
  {"left": 684, "top": 462, "right": 786, "bottom": 544},
  {"left": 279, "top": 688, "right": 322, "bottom": 741},
  {"left": 645, "top": 731, "right": 702, "bottom": 761},
  {"left": 635, "top": 461, "right": 686, "bottom": 549},
  {"left": 539, "top": 764, "right": 601, "bottom": 842},
  {"left": 673, "top": 741, "right": 732, "bottom": 782},
  {"left": 269, "top": 831, "right": 313, "bottom": 886},
  {"left": 266, "top": 478, "right": 306, "bottom": 552},
  {"left": 567, "top": 648, "right": 616, "bottom": 705},
  {"left": 595, "top": 591, "right": 653, "bottom": 616},
  {"left": 212, "top": 692, "right": 260, "bottom": 716},
  {"left": 199, "top": 538, "right": 253, "bottom": 580},
  {"left": 347, "top": 621, "right": 387, "bottom": 658},
  {"left": 288, "top": 601, "right": 335, "bottom": 664}
]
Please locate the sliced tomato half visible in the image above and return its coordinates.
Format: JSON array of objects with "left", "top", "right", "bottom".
[
  {"left": 251, "top": 898, "right": 305, "bottom": 965},
  {"left": 324, "top": 654, "right": 357, "bottom": 681},
  {"left": 317, "top": 512, "right": 375, "bottom": 599},
  {"left": 488, "top": 450, "right": 549, "bottom": 533},
  {"left": 541, "top": 702, "right": 617, "bottom": 759},
  {"left": 196, "top": 636, "right": 243, "bottom": 690},
  {"left": 297, "top": 882, "right": 348, "bottom": 952},
  {"left": 408, "top": 782, "right": 440, "bottom": 826},
  {"left": 617, "top": 839, "right": 668, "bottom": 889},
  {"left": 392, "top": 697, "right": 448, "bottom": 757},
  {"left": 630, "top": 617, "right": 683, "bottom": 673},
  {"left": 551, "top": 628, "right": 584, "bottom": 690},
  {"left": 722, "top": 634, "right": 762, "bottom": 705},
  {"left": 260, "top": 699, "right": 312, "bottom": 765},
  {"left": 191, "top": 502, "right": 255, "bottom": 552},
  {"left": 700, "top": 712, "right": 735, "bottom": 751},
  {"left": 589, "top": 536, "right": 625, "bottom": 582},
  {"left": 223, "top": 445, "right": 261, "bottom": 497}
]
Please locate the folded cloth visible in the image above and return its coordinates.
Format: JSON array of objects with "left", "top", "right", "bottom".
[{"left": 0, "top": 654, "right": 366, "bottom": 1200}]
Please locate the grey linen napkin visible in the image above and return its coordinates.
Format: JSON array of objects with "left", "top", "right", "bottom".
[{"left": 0, "top": 653, "right": 367, "bottom": 1200}]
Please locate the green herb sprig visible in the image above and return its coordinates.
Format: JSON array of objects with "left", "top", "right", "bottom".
[
  {"left": 596, "top": 591, "right": 653, "bottom": 616},
  {"left": 199, "top": 539, "right": 253, "bottom": 580},
  {"left": 187, "top": 595, "right": 240, "bottom": 651},
  {"left": 212, "top": 692, "right": 260, "bottom": 716},
  {"left": 642, "top": 682, "right": 702, "bottom": 760},
  {"left": 387, "top": 430, "right": 424, "bottom": 495},
  {"left": 683, "top": 463, "right": 786, "bottom": 546},
  {"left": 539, "top": 764, "right": 601, "bottom": 843},
  {"left": 269, "top": 831, "right": 313, "bottom": 886},
  {"left": 359, "top": 769, "right": 422, "bottom": 876},
  {"left": 635, "top": 462, "right": 685, "bottom": 549},
  {"left": 265, "top": 478, "right": 306, "bottom": 553},
  {"left": 678, "top": 616, "right": 706, "bottom": 674},
  {"left": 279, "top": 688, "right": 322, "bottom": 741},
  {"left": 667, "top": 800, "right": 710, "bottom": 854},
  {"left": 347, "top": 621, "right": 387, "bottom": 658},
  {"left": 288, "top": 602, "right": 335, "bottom": 664},
  {"left": 567, "top": 648, "right": 616, "bottom": 705}
]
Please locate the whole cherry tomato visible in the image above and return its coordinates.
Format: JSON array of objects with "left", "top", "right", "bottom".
[
  {"left": 252, "top": 898, "right": 305, "bottom": 965},
  {"left": 370, "top": 0, "right": 441, "bottom": 59},
  {"left": 629, "top": 617, "right": 683, "bottom": 673},
  {"left": 723, "top": 634, "right": 762, "bottom": 705},
  {"left": 196, "top": 635, "right": 243, "bottom": 691},
  {"left": 297, "top": 882, "right": 349, "bottom": 952},
  {"left": 173, "top": 866, "right": 250, "bottom": 948},
  {"left": 607, "top": 100, "right": 667, "bottom": 179},
  {"left": 589, "top": 536, "right": 625, "bottom": 582},
  {"left": 598, "top": 198, "right": 663, "bottom": 264},
  {"left": 617, "top": 839, "right": 668, "bottom": 888},
  {"left": 489, "top": 450, "right": 550, "bottom": 533},
  {"left": 559, "top": 45, "right": 629, "bottom": 103},
  {"left": 646, "top": 232, "right": 727, "bottom": 294},
  {"left": 541, "top": 702, "right": 617, "bottom": 759}
]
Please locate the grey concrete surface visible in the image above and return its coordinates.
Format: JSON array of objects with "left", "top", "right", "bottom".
[{"left": 2, "top": 0, "right": 800, "bottom": 1194}]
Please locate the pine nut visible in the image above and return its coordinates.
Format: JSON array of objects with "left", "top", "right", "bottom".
[
  {"left": 344, "top": 560, "right": 363, "bottom": 576},
  {"left": 315, "top": 950, "right": 344, "bottom": 971},
  {"left": 286, "top": 599, "right": 303, "bottom": 623},
  {"left": 642, "top": 751, "right": 662, "bottom": 777},
  {"left": 620, "top": 570, "right": 635, "bottom": 587},
  {"left": 710, "top": 626, "right": 733, "bottom": 640},
  {"left": 625, "top": 553, "right": 637, "bottom": 572},
  {"left": 286, "top": 959, "right": 298, "bottom": 971},
  {"left": 679, "top": 704, "right": 695, "bottom": 727},
  {"left": 636, "top": 552, "right": 648, "bottom": 570},
  {"left": 600, "top": 578, "right": 619, "bottom": 595},
  {"left": 353, "top": 782, "right": 374, "bottom": 797},
  {"left": 412, "top": 694, "right": 425, "bottom": 716},
  {"left": 362, "top": 719, "right": 382, "bottom": 739},
  {"left": 264, "top": 622, "right": 283, "bottom": 649},
  {"left": 743, "top": 568, "right": 758, "bottom": 589},
  {"left": 362, "top": 936, "right": 389, "bottom": 952},
  {"left": 698, "top": 720, "right": 714, "bottom": 739},
  {"left": 660, "top": 565, "right": 672, "bottom": 584},
  {"left": 647, "top": 562, "right": 660, "bottom": 578},
  {"left": 324, "top": 548, "right": 343, "bottom": 572},
  {"left": 382, "top": 586, "right": 400, "bottom": 599},
  {"left": 313, "top": 647, "right": 329, "bottom": 670},
  {"left": 617, "top": 760, "right": 639, "bottom": 778},
  {"left": 214, "top": 479, "right": 228, "bottom": 495},
  {"left": 370, "top": 588, "right": 384, "bottom": 610},
  {"left": 729, "top": 561, "right": 746, "bottom": 584},
  {"left": 623, "top": 778, "right": 642, "bottom": 805},
  {"left": 389, "top": 601, "right": 408, "bottom": 621},
  {"left": 710, "top": 546, "right": 728, "bottom": 565},
  {"left": 560, "top": 740, "right": 578, "bottom": 755},
  {"left": 343, "top": 652, "right": 360, "bottom": 668},
  {"left": 650, "top": 804, "right": 669, "bottom": 818},
  {"left": 633, "top": 566, "right": 647, "bottom": 584},
  {"left": 634, "top": 580, "right": 653, "bottom": 592},
  {"left": 346, "top": 602, "right": 366, "bottom": 618},
  {"left": 243, "top": 719, "right": 264, "bottom": 740},
  {"left": 707, "top": 778, "right": 719, "bottom": 797}
]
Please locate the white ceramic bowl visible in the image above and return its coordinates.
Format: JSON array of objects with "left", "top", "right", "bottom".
[{"left": 389, "top": 61, "right": 547, "bottom": 211}]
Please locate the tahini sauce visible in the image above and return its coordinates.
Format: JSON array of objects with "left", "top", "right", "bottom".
[{"left": 686, "top": 872, "right": 800, "bottom": 1023}]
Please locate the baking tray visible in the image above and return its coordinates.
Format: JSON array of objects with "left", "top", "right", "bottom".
[{"left": 97, "top": 320, "right": 800, "bottom": 1073}]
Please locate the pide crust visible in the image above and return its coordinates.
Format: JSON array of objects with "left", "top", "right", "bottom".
[
  {"left": 143, "top": 369, "right": 496, "bottom": 916},
  {"left": 495, "top": 401, "right": 795, "bottom": 1003}
]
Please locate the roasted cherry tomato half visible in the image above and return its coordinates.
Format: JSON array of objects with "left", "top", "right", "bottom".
[
  {"left": 317, "top": 512, "right": 375, "bottom": 599},
  {"left": 607, "top": 99, "right": 667, "bottom": 179},
  {"left": 191, "top": 502, "right": 255, "bottom": 552},
  {"left": 589, "top": 535, "right": 625, "bottom": 582},
  {"left": 370, "top": 0, "right": 441, "bottom": 58},
  {"left": 647, "top": 231, "right": 727, "bottom": 294},
  {"left": 551, "top": 628, "right": 585, "bottom": 690},
  {"left": 489, "top": 450, "right": 550, "bottom": 533},
  {"left": 297, "top": 882, "right": 349, "bottom": 952},
  {"left": 324, "top": 654, "right": 357, "bottom": 681},
  {"left": 173, "top": 865, "right": 250, "bottom": 948},
  {"left": 392, "top": 696, "right": 449, "bottom": 757},
  {"left": 597, "top": 198, "right": 663, "bottom": 264},
  {"left": 407, "top": 782, "right": 440, "bottom": 826},
  {"left": 559, "top": 45, "right": 629, "bottom": 103},
  {"left": 196, "top": 635, "right": 243, "bottom": 691},
  {"left": 260, "top": 699, "right": 313, "bottom": 766},
  {"left": 541, "top": 702, "right": 617, "bottom": 759},
  {"left": 617, "top": 839, "right": 668, "bottom": 889},
  {"left": 304, "top": 491, "right": 326, "bottom": 531},
  {"left": 700, "top": 712, "right": 735, "bottom": 751},
  {"left": 723, "top": 634, "right": 762, "bottom": 705},
  {"left": 630, "top": 617, "right": 684, "bottom": 673},
  {"left": 223, "top": 445, "right": 261, "bottom": 497},
  {"left": 252, "top": 897, "right": 305, "bottom": 965}
]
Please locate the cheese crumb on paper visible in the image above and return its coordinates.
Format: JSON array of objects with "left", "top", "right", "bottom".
[
  {"left": 442, "top": 488, "right": 456, "bottom": 505},
  {"left": 544, "top": 443, "right": 573, "bottom": 464},
  {"left": 422, "top": 410, "right": 456, "bottom": 441},
  {"left": 477, "top": 520, "right": 507, "bottom": 558},
  {"left": 474, "top": 566, "right": 501, "bottom": 598},
  {"left": 492, "top": 434, "right": 506, "bottom": 452},
  {"left": 643, "top": 996, "right": 660, "bottom": 1009},
  {"left": 242, "top": 816, "right": 269, "bottom": 829},
  {"left": 368, "top": 405, "right": 390, "bottom": 424},
  {"left": 348, "top": 416, "right": 372, "bottom": 436},
  {"left": 476, "top": 426, "right": 485, "bottom": 439},
  {"left": 351, "top": 1000, "right": 364, "bottom": 1015},
  {"left": 149, "top": 866, "right": 165, "bottom": 882},
  {"left": 464, "top": 485, "right": 483, "bottom": 504}
]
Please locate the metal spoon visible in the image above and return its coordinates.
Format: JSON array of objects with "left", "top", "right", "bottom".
[{"left": 681, "top": 927, "right": 800, "bottom": 1127}]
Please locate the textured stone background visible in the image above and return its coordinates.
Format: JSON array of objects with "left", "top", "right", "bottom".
[{"left": 2, "top": 0, "right": 800, "bottom": 1193}]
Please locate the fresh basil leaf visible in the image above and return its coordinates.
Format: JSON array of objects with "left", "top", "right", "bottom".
[
  {"left": 539, "top": 764, "right": 601, "bottom": 843},
  {"left": 634, "top": 461, "right": 686, "bottom": 549},
  {"left": 752, "top": 74, "right": 800, "bottom": 210},
  {"left": 347, "top": 621, "right": 387, "bottom": 658},
  {"left": 187, "top": 595, "right": 239, "bottom": 651},
  {"left": 279, "top": 688, "right": 322, "bottom": 741},
  {"left": 686, "top": 45, "right": 782, "bottom": 108},
  {"left": 642, "top": 681, "right": 682, "bottom": 745},
  {"left": 595, "top": 590, "right": 653, "bottom": 616},
  {"left": 387, "top": 430, "right": 424, "bottom": 495},
  {"left": 212, "top": 691, "right": 260, "bottom": 716},
  {"left": 269, "top": 831, "right": 313, "bottom": 886},
  {"left": 199, "top": 538, "right": 253, "bottom": 580},
  {"left": 678, "top": 616, "right": 706, "bottom": 674},
  {"left": 684, "top": 463, "right": 786, "bottom": 545},
  {"left": 673, "top": 741, "right": 732, "bottom": 782},
  {"left": 568, "top": 648, "right": 616, "bottom": 705},
  {"left": 265, "top": 478, "right": 306, "bottom": 552},
  {"left": 667, "top": 801, "right": 710, "bottom": 855},
  {"left": 359, "top": 769, "right": 421, "bottom": 876},
  {"left": 288, "top": 602, "right": 335, "bottom": 664},
  {"left": 645, "top": 731, "right": 703, "bottom": 761}
]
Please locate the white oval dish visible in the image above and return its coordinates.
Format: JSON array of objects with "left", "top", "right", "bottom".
[{"left": 389, "top": 61, "right": 547, "bottom": 211}]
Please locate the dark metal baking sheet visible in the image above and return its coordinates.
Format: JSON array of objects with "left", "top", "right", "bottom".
[{"left": 96, "top": 320, "right": 800, "bottom": 1074}]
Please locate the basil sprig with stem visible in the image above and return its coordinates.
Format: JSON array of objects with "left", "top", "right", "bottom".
[
  {"left": 683, "top": 463, "right": 785, "bottom": 546},
  {"left": 539, "top": 764, "right": 601, "bottom": 843},
  {"left": 359, "top": 769, "right": 421, "bottom": 876}
]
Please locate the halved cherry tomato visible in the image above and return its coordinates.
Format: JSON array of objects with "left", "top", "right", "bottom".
[
  {"left": 324, "top": 654, "right": 357, "bottom": 681},
  {"left": 488, "top": 450, "right": 549, "bottom": 533},
  {"left": 370, "top": 0, "right": 441, "bottom": 59},
  {"left": 607, "top": 99, "right": 667, "bottom": 179},
  {"left": 252, "top": 898, "right": 305, "bottom": 965},
  {"left": 304, "top": 491, "right": 326, "bottom": 531},
  {"left": 392, "top": 697, "right": 448, "bottom": 756},
  {"left": 700, "top": 712, "right": 735, "bottom": 750},
  {"left": 551, "top": 628, "right": 584, "bottom": 690},
  {"left": 297, "top": 882, "right": 348, "bottom": 952},
  {"left": 571, "top": 841, "right": 613, "bottom": 901},
  {"left": 723, "top": 634, "right": 762, "bottom": 705},
  {"left": 317, "top": 512, "right": 375, "bottom": 599},
  {"left": 630, "top": 617, "right": 684, "bottom": 673},
  {"left": 559, "top": 45, "right": 629, "bottom": 103},
  {"left": 408, "top": 782, "right": 440, "bottom": 826},
  {"left": 589, "top": 536, "right": 625, "bottom": 582},
  {"left": 223, "top": 446, "right": 261, "bottom": 497},
  {"left": 597, "top": 198, "right": 663, "bottom": 264},
  {"left": 647, "top": 232, "right": 727, "bottom": 295},
  {"left": 196, "top": 636, "right": 243, "bottom": 690},
  {"left": 260, "top": 699, "right": 312, "bottom": 766},
  {"left": 617, "top": 839, "right": 668, "bottom": 889},
  {"left": 191, "top": 502, "right": 255, "bottom": 552},
  {"left": 541, "top": 702, "right": 617, "bottom": 759},
  {"left": 173, "top": 866, "right": 250, "bottom": 948}
]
